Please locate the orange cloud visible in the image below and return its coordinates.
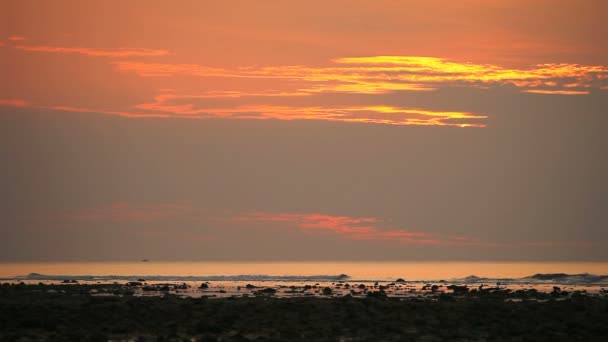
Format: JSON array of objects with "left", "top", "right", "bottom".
[
  {"left": 62, "top": 203, "right": 592, "bottom": 248},
  {"left": 133, "top": 94, "right": 487, "bottom": 127},
  {"left": 231, "top": 211, "right": 593, "bottom": 248},
  {"left": 14, "top": 45, "right": 169, "bottom": 57},
  {"left": 114, "top": 56, "right": 608, "bottom": 95},
  {"left": 0, "top": 99, "right": 30, "bottom": 107},
  {"left": 1, "top": 96, "right": 486, "bottom": 128},
  {"left": 523, "top": 89, "right": 590, "bottom": 95},
  {"left": 226, "top": 211, "right": 455, "bottom": 245},
  {"left": 8, "top": 36, "right": 26, "bottom": 41}
]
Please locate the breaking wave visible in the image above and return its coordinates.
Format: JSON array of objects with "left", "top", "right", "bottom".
[{"left": 7, "top": 273, "right": 608, "bottom": 285}]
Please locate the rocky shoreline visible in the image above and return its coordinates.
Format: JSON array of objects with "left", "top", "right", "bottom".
[{"left": 2, "top": 283, "right": 608, "bottom": 341}]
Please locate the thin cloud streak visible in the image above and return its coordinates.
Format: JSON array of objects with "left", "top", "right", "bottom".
[
  {"left": 61, "top": 203, "right": 593, "bottom": 249},
  {"left": 0, "top": 98, "right": 487, "bottom": 127},
  {"left": 0, "top": 99, "right": 30, "bottom": 107},
  {"left": 229, "top": 211, "right": 591, "bottom": 248},
  {"left": 13, "top": 45, "right": 169, "bottom": 57},
  {"left": 523, "top": 89, "right": 590, "bottom": 95},
  {"left": 114, "top": 56, "right": 608, "bottom": 95},
  {"left": 134, "top": 95, "right": 488, "bottom": 127}
]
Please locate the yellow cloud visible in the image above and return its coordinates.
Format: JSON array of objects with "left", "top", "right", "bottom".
[{"left": 113, "top": 56, "right": 607, "bottom": 96}]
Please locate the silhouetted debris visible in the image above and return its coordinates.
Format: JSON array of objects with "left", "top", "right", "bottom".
[
  {"left": 245, "top": 284, "right": 256, "bottom": 289},
  {"left": 126, "top": 281, "right": 143, "bottom": 287},
  {"left": 322, "top": 287, "right": 333, "bottom": 296},
  {"left": 200, "top": 283, "right": 209, "bottom": 289}
]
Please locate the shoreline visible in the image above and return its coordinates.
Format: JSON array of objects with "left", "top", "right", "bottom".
[{"left": 2, "top": 283, "right": 608, "bottom": 341}]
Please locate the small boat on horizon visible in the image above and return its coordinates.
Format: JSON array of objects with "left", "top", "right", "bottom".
[{"left": 141, "top": 259, "right": 150, "bottom": 262}]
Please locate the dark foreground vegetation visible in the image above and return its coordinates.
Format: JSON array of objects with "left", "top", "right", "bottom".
[{"left": 1, "top": 284, "right": 608, "bottom": 341}]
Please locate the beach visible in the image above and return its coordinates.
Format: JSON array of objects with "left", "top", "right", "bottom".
[{"left": 2, "top": 282, "right": 608, "bottom": 341}]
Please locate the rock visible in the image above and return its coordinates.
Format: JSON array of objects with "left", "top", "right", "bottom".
[
  {"left": 200, "top": 283, "right": 209, "bottom": 289},
  {"left": 446, "top": 285, "right": 469, "bottom": 294},
  {"left": 395, "top": 278, "right": 406, "bottom": 283},
  {"left": 174, "top": 283, "right": 188, "bottom": 290},
  {"left": 322, "top": 287, "right": 333, "bottom": 295},
  {"left": 126, "top": 281, "right": 143, "bottom": 287},
  {"left": 258, "top": 288, "right": 277, "bottom": 295}
]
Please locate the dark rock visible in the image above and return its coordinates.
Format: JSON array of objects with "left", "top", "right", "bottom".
[
  {"left": 258, "top": 288, "right": 277, "bottom": 295},
  {"left": 446, "top": 285, "right": 469, "bottom": 294}
]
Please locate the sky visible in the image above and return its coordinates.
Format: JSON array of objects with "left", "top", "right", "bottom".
[{"left": 1, "top": 0, "right": 607, "bottom": 262}]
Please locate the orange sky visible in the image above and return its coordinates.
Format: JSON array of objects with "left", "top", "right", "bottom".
[
  {"left": 1, "top": 1, "right": 607, "bottom": 261},
  {"left": 1, "top": 0, "right": 607, "bottom": 127}
]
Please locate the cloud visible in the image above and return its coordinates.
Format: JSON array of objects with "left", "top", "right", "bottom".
[
  {"left": 7, "top": 36, "right": 26, "bottom": 41},
  {"left": 523, "top": 89, "right": 590, "bottom": 95},
  {"left": 13, "top": 45, "right": 169, "bottom": 57},
  {"left": 1, "top": 96, "right": 486, "bottom": 127},
  {"left": 231, "top": 211, "right": 473, "bottom": 245},
  {"left": 62, "top": 203, "right": 592, "bottom": 248},
  {"left": 231, "top": 211, "right": 594, "bottom": 248},
  {"left": 0, "top": 99, "right": 30, "bottom": 107},
  {"left": 133, "top": 94, "right": 488, "bottom": 127},
  {"left": 113, "top": 56, "right": 608, "bottom": 95}
]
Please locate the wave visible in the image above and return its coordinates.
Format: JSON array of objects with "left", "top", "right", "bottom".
[
  {"left": 451, "top": 273, "right": 608, "bottom": 285},
  {"left": 11, "top": 273, "right": 352, "bottom": 282},
  {"left": 5, "top": 272, "right": 608, "bottom": 285}
]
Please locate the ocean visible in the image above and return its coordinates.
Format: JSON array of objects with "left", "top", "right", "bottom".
[{"left": 1, "top": 261, "right": 607, "bottom": 282}]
